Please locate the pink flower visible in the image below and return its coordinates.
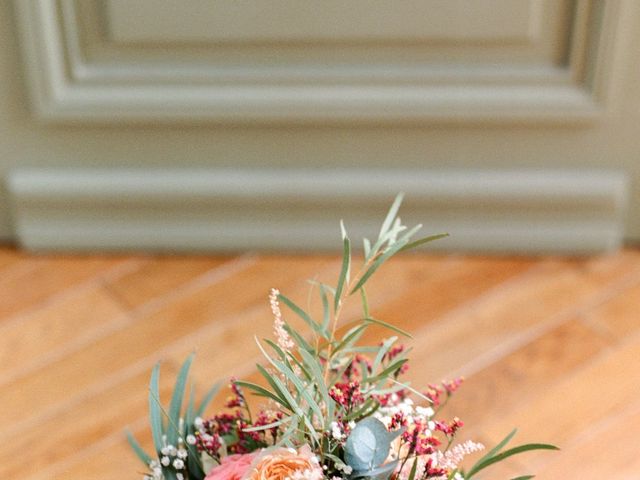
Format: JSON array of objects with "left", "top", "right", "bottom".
[
  {"left": 205, "top": 453, "right": 257, "bottom": 480},
  {"left": 246, "top": 445, "right": 323, "bottom": 480}
]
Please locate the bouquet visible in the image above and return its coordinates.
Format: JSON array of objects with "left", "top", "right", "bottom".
[{"left": 128, "top": 194, "right": 557, "bottom": 480}]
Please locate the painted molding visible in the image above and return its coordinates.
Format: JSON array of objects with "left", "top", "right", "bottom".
[
  {"left": 7, "top": 169, "right": 628, "bottom": 254},
  {"left": 12, "top": 0, "right": 614, "bottom": 124}
]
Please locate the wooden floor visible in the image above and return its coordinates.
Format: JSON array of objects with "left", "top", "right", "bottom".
[{"left": 1, "top": 247, "right": 639, "bottom": 479}]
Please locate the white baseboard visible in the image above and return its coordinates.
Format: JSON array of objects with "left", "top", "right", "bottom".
[{"left": 7, "top": 168, "right": 628, "bottom": 254}]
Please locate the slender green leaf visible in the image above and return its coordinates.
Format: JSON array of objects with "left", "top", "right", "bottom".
[
  {"left": 126, "top": 429, "right": 152, "bottom": 465},
  {"left": 344, "top": 397, "right": 379, "bottom": 421},
  {"left": 363, "top": 238, "right": 371, "bottom": 259},
  {"left": 467, "top": 444, "right": 559, "bottom": 478},
  {"left": 185, "top": 384, "right": 205, "bottom": 480},
  {"left": 387, "top": 217, "right": 408, "bottom": 245},
  {"left": 350, "top": 237, "right": 409, "bottom": 294},
  {"left": 283, "top": 322, "right": 314, "bottom": 353},
  {"left": 185, "top": 383, "right": 195, "bottom": 433},
  {"left": 167, "top": 353, "right": 194, "bottom": 445},
  {"left": 341, "top": 345, "right": 380, "bottom": 353},
  {"left": 276, "top": 413, "right": 301, "bottom": 447},
  {"left": 243, "top": 415, "right": 293, "bottom": 432},
  {"left": 369, "top": 383, "right": 409, "bottom": 396},
  {"left": 268, "top": 373, "right": 301, "bottom": 415},
  {"left": 364, "top": 316, "right": 412, "bottom": 338},
  {"left": 164, "top": 470, "right": 179, "bottom": 480},
  {"left": 256, "top": 364, "right": 294, "bottom": 411},
  {"left": 324, "top": 453, "right": 353, "bottom": 474},
  {"left": 366, "top": 358, "right": 408, "bottom": 383},
  {"left": 332, "top": 323, "right": 369, "bottom": 356},
  {"left": 308, "top": 279, "right": 336, "bottom": 295},
  {"left": 149, "top": 382, "right": 201, "bottom": 480},
  {"left": 372, "top": 336, "right": 398, "bottom": 373},
  {"left": 149, "top": 363, "right": 164, "bottom": 453},
  {"left": 278, "top": 293, "right": 327, "bottom": 338},
  {"left": 257, "top": 339, "right": 325, "bottom": 426},
  {"left": 334, "top": 223, "right": 351, "bottom": 311},
  {"left": 360, "top": 287, "right": 370, "bottom": 319},
  {"left": 399, "top": 233, "right": 449, "bottom": 252},
  {"left": 320, "top": 283, "right": 331, "bottom": 332},
  {"left": 510, "top": 476, "right": 535, "bottom": 480},
  {"left": 379, "top": 193, "right": 405, "bottom": 240},
  {"left": 298, "top": 347, "right": 333, "bottom": 422},
  {"left": 475, "top": 429, "right": 518, "bottom": 467},
  {"left": 359, "top": 357, "right": 371, "bottom": 383},
  {"left": 287, "top": 353, "right": 313, "bottom": 382},
  {"left": 234, "top": 379, "right": 288, "bottom": 406},
  {"left": 369, "top": 194, "right": 406, "bottom": 255},
  {"left": 407, "top": 457, "right": 419, "bottom": 480},
  {"left": 196, "top": 380, "right": 222, "bottom": 417},
  {"left": 394, "top": 223, "right": 421, "bottom": 245},
  {"left": 389, "top": 378, "right": 433, "bottom": 403},
  {"left": 268, "top": 372, "right": 318, "bottom": 439},
  {"left": 264, "top": 339, "right": 288, "bottom": 361}
]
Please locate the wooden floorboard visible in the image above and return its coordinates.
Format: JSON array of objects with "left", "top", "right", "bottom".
[{"left": 0, "top": 248, "right": 638, "bottom": 479}]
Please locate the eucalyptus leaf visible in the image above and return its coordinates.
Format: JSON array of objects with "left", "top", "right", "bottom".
[{"left": 345, "top": 417, "right": 403, "bottom": 476}]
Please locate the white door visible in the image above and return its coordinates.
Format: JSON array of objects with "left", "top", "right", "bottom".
[{"left": 2, "top": 1, "right": 639, "bottom": 253}]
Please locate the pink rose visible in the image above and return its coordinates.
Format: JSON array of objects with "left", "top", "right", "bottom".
[{"left": 205, "top": 453, "right": 257, "bottom": 480}]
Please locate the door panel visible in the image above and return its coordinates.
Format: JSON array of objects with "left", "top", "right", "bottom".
[
  {"left": 15, "top": 0, "right": 599, "bottom": 123},
  {"left": 2, "top": 0, "right": 639, "bottom": 251}
]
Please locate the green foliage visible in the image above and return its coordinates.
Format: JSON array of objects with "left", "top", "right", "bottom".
[
  {"left": 167, "top": 353, "right": 193, "bottom": 445},
  {"left": 128, "top": 355, "right": 215, "bottom": 480},
  {"left": 149, "top": 363, "right": 164, "bottom": 454},
  {"left": 464, "top": 429, "right": 559, "bottom": 479},
  {"left": 125, "top": 429, "right": 152, "bottom": 465},
  {"left": 344, "top": 417, "right": 402, "bottom": 478}
]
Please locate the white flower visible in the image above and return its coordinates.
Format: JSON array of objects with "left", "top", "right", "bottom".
[
  {"left": 330, "top": 421, "right": 344, "bottom": 440},
  {"left": 336, "top": 463, "right": 353, "bottom": 475},
  {"left": 160, "top": 456, "right": 170, "bottom": 466},
  {"left": 173, "top": 458, "right": 185, "bottom": 470},
  {"left": 416, "top": 406, "right": 434, "bottom": 417},
  {"left": 177, "top": 448, "right": 188, "bottom": 459},
  {"left": 186, "top": 434, "right": 196, "bottom": 445}
]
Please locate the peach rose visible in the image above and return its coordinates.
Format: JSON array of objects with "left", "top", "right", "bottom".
[
  {"left": 205, "top": 453, "right": 257, "bottom": 480},
  {"left": 245, "top": 445, "right": 323, "bottom": 480}
]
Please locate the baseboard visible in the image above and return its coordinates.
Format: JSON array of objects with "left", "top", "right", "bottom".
[{"left": 6, "top": 168, "right": 628, "bottom": 254}]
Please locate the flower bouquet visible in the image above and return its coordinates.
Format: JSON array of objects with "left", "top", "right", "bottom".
[{"left": 127, "top": 195, "right": 557, "bottom": 480}]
